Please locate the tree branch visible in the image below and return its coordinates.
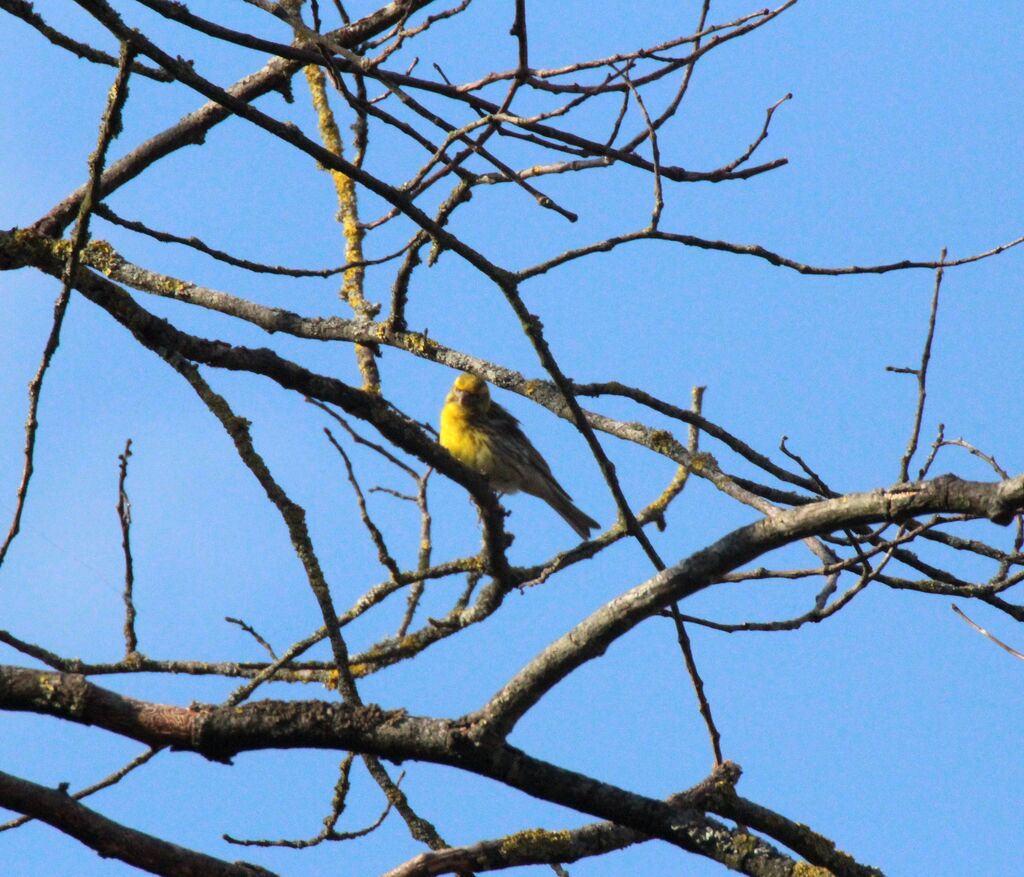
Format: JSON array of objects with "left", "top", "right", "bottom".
[{"left": 0, "top": 768, "right": 275, "bottom": 876}]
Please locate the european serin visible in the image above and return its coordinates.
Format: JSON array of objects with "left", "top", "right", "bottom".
[{"left": 440, "top": 372, "right": 599, "bottom": 539}]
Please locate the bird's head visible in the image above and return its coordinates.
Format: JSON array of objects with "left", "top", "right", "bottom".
[{"left": 447, "top": 372, "right": 491, "bottom": 415}]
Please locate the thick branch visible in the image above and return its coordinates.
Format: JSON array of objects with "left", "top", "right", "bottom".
[
  {"left": 0, "top": 668, "right": 882, "bottom": 876},
  {"left": 472, "top": 473, "right": 1024, "bottom": 737},
  {"left": 0, "top": 768, "right": 274, "bottom": 876}
]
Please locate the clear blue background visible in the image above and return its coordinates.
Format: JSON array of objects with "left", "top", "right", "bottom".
[{"left": 2, "top": 2, "right": 1022, "bottom": 875}]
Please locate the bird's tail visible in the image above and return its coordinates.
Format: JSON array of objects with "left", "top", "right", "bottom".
[{"left": 537, "top": 484, "right": 599, "bottom": 539}]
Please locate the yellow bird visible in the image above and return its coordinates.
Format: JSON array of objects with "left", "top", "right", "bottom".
[{"left": 440, "top": 372, "right": 599, "bottom": 539}]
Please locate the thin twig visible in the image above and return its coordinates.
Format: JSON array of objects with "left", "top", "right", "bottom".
[
  {"left": 952, "top": 604, "right": 1024, "bottom": 661},
  {"left": 666, "top": 386, "right": 722, "bottom": 766},
  {"left": 307, "top": 399, "right": 418, "bottom": 477},
  {"left": 323, "top": 428, "right": 402, "bottom": 583},
  {"left": 611, "top": 63, "right": 662, "bottom": 228},
  {"left": 116, "top": 438, "right": 137, "bottom": 656},
  {"left": 518, "top": 229, "right": 1022, "bottom": 282},
  {"left": 0, "top": 747, "right": 162, "bottom": 833},
  {"left": 0, "top": 0, "right": 169, "bottom": 80},
  {"left": 897, "top": 248, "right": 946, "bottom": 482},
  {"left": 160, "top": 353, "right": 362, "bottom": 704},
  {"left": 224, "top": 755, "right": 396, "bottom": 847},
  {"left": 225, "top": 617, "right": 278, "bottom": 660},
  {"left": 715, "top": 92, "right": 792, "bottom": 174},
  {"left": 917, "top": 423, "right": 945, "bottom": 480},
  {"left": 398, "top": 469, "right": 433, "bottom": 637},
  {"left": 94, "top": 204, "right": 410, "bottom": 277},
  {"left": 685, "top": 522, "right": 933, "bottom": 633},
  {"left": 0, "top": 43, "right": 136, "bottom": 571}
]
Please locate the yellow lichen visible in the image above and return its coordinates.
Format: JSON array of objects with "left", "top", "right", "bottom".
[
  {"left": 722, "top": 832, "right": 761, "bottom": 869},
  {"left": 793, "top": 863, "right": 834, "bottom": 876},
  {"left": 304, "top": 63, "right": 379, "bottom": 394},
  {"left": 524, "top": 380, "right": 544, "bottom": 398},
  {"left": 498, "top": 828, "right": 572, "bottom": 859},
  {"left": 397, "top": 635, "right": 420, "bottom": 652},
  {"left": 648, "top": 428, "right": 678, "bottom": 456},
  {"left": 82, "top": 239, "right": 120, "bottom": 275},
  {"left": 689, "top": 451, "right": 714, "bottom": 473},
  {"left": 406, "top": 332, "right": 439, "bottom": 357},
  {"left": 647, "top": 466, "right": 689, "bottom": 514},
  {"left": 12, "top": 227, "right": 37, "bottom": 247}
]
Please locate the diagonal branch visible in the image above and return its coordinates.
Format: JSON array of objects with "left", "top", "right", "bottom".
[
  {"left": 162, "top": 354, "right": 362, "bottom": 704},
  {"left": 0, "top": 768, "right": 275, "bottom": 877},
  {"left": 1, "top": 42, "right": 135, "bottom": 570},
  {"left": 0, "top": 243, "right": 515, "bottom": 585},
  {"left": 0, "top": 0, "right": 169, "bottom": 80},
  {"left": 33, "top": 0, "right": 438, "bottom": 236},
  {"left": 71, "top": 0, "right": 513, "bottom": 290},
  {"left": 470, "top": 473, "right": 1024, "bottom": 738}
]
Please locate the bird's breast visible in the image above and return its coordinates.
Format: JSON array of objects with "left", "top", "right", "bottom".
[{"left": 440, "top": 405, "right": 493, "bottom": 472}]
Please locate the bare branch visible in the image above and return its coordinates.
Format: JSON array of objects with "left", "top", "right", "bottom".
[
  {"left": 116, "top": 438, "right": 137, "bottom": 657},
  {"left": 94, "top": 203, "right": 410, "bottom": 277},
  {"left": 1, "top": 42, "right": 135, "bottom": 570},
  {"left": 225, "top": 618, "right": 278, "bottom": 660},
  {"left": 0, "top": 668, "right": 885, "bottom": 875},
  {"left": 518, "top": 227, "right": 1024, "bottom": 281},
  {"left": 471, "top": 473, "right": 1024, "bottom": 739},
  {"left": 0, "top": 747, "right": 161, "bottom": 833},
  {"left": 0, "top": 0, "right": 169, "bottom": 80},
  {"left": 0, "top": 767, "right": 275, "bottom": 876},
  {"left": 952, "top": 604, "right": 1024, "bottom": 662},
  {"left": 35, "top": 0, "right": 437, "bottom": 236},
  {"left": 160, "top": 353, "right": 363, "bottom": 704},
  {"left": 896, "top": 249, "right": 946, "bottom": 482}
]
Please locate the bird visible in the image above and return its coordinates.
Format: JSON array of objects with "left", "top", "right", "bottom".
[{"left": 439, "top": 372, "right": 600, "bottom": 539}]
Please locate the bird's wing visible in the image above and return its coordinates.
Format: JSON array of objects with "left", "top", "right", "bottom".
[{"left": 490, "top": 402, "right": 569, "bottom": 495}]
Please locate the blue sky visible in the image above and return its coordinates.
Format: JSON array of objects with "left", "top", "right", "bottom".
[{"left": 2, "top": 2, "right": 1023, "bottom": 875}]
